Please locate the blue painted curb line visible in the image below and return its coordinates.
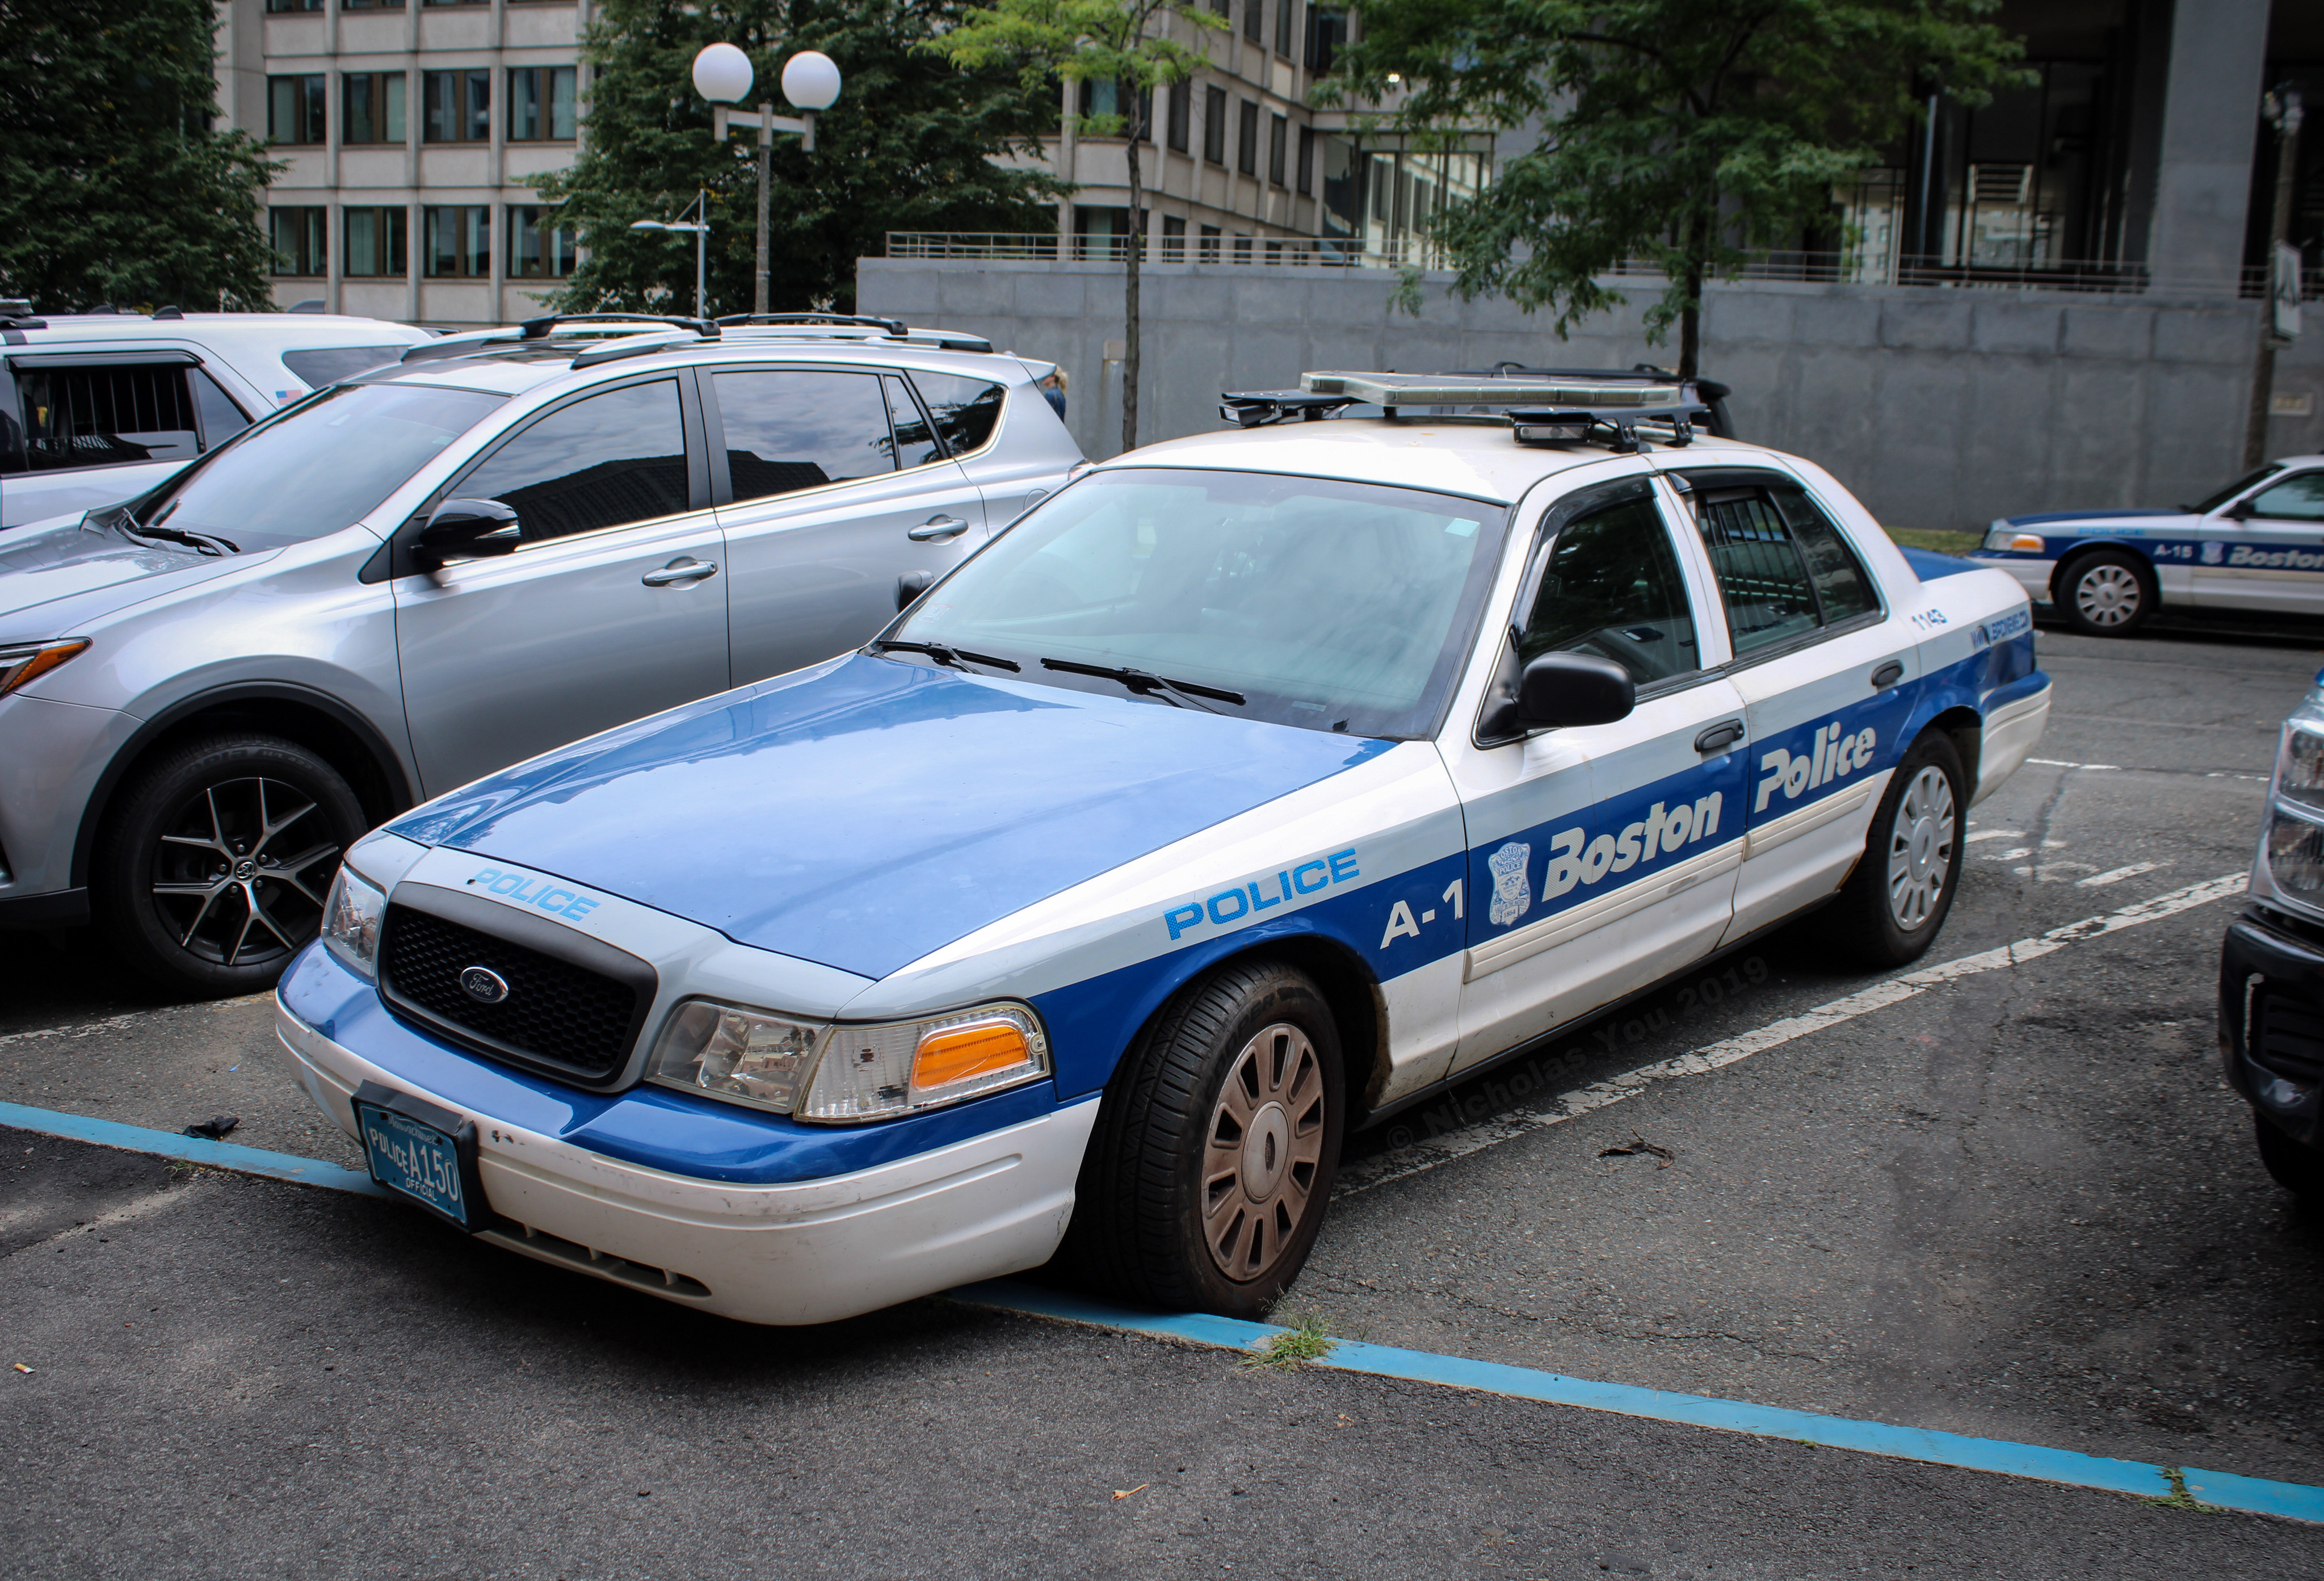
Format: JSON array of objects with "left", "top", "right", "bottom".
[
  {"left": 5, "top": 1101, "right": 2317, "bottom": 1525},
  {"left": 0, "top": 1101, "right": 387, "bottom": 1199}
]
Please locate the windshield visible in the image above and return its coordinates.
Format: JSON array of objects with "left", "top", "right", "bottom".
[
  {"left": 131, "top": 382, "right": 506, "bottom": 550},
  {"left": 2191, "top": 463, "right": 2284, "bottom": 514},
  {"left": 892, "top": 467, "right": 1510, "bottom": 739}
]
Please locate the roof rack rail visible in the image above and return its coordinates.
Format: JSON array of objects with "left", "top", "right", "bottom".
[
  {"left": 519, "top": 312, "right": 717, "bottom": 339},
  {"left": 716, "top": 312, "right": 909, "bottom": 337},
  {"left": 567, "top": 332, "right": 715, "bottom": 369}
]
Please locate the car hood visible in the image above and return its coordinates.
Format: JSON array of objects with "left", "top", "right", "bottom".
[
  {"left": 0, "top": 512, "right": 271, "bottom": 640},
  {"left": 1995, "top": 508, "right": 2189, "bottom": 530},
  {"left": 389, "top": 653, "right": 1393, "bottom": 980}
]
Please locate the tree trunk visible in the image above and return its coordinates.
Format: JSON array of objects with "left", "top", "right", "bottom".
[
  {"left": 1123, "top": 123, "right": 1144, "bottom": 455},
  {"left": 1678, "top": 201, "right": 1706, "bottom": 380}
]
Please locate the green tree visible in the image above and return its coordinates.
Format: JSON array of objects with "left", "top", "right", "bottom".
[
  {"left": 1324, "top": 0, "right": 2028, "bottom": 375},
  {"left": 528, "top": 0, "right": 1064, "bottom": 319},
  {"left": 942, "top": 0, "right": 1224, "bottom": 451},
  {"left": 0, "top": 0, "right": 280, "bottom": 312}
]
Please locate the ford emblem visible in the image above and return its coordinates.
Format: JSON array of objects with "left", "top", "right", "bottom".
[{"left": 459, "top": 966, "right": 510, "bottom": 1004}]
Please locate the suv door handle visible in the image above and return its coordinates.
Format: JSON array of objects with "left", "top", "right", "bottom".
[
  {"left": 1870, "top": 660, "right": 1905, "bottom": 689},
  {"left": 1694, "top": 719, "right": 1745, "bottom": 754},
  {"left": 908, "top": 515, "right": 970, "bottom": 542},
  {"left": 641, "top": 557, "right": 718, "bottom": 586}
]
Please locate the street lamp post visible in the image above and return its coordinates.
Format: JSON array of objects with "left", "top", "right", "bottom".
[
  {"left": 629, "top": 189, "right": 711, "bottom": 318},
  {"left": 691, "top": 44, "right": 842, "bottom": 316}
]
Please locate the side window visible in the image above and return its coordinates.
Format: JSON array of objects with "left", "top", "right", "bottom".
[
  {"left": 882, "top": 375, "right": 942, "bottom": 469},
  {"left": 192, "top": 372, "right": 253, "bottom": 450},
  {"left": 1693, "top": 487, "right": 1822, "bottom": 655},
  {"left": 911, "top": 372, "right": 1005, "bottom": 455},
  {"left": 2246, "top": 472, "right": 2324, "bottom": 522},
  {"left": 1519, "top": 494, "right": 1700, "bottom": 685},
  {"left": 15, "top": 364, "right": 201, "bottom": 472},
  {"left": 712, "top": 370, "right": 897, "bottom": 505},
  {"left": 459, "top": 379, "right": 689, "bottom": 543},
  {"left": 1772, "top": 485, "right": 1879, "bottom": 622}
]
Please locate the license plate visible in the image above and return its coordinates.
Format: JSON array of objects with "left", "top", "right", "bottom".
[{"left": 352, "top": 1081, "right": 485, "bottom": 1231}]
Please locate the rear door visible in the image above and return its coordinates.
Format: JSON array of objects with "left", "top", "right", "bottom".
[
  {"left": 707, "top": 365, "right": 991, "bottom": 686},
  {"left": 2189, "top": 467, "right": 2324, "bottom": 613},
  {"left": 1671, "top": 467, "right": 1919, "bottom": 944},
  {"left": 1444, "top": 473, "right": 1749, "bottom": 1074},
  {"left": 390, "top": 373, "right": 730, "bottom": 795}
]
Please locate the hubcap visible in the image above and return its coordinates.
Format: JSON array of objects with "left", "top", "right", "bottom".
[
  {"left": 1885, "top": 766, "right": 1957, "bottom": 933},
  {"left": 150, "top": 777, "right": 340, "bottom": 967},
  {"left": 2074, "top": 563, "right": 2141, "bottom": 627},
  {"left": 1203, "top": 1022, "right": 1326, "bottom": 1282}
]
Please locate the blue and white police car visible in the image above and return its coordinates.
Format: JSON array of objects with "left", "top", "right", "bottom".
[
  {"left": 1970, "top": 456, "right": 2324, "bottom": 637},
  {"left": 275, "top": 371, "right": 2052, "bottom": 1325}
]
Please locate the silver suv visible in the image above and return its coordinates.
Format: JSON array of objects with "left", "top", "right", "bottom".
[{"left": 0, "top": 316, "right": 1081, "bottom": 991}]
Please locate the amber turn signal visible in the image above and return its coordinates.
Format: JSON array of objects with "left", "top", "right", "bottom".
[{"left": 912, "top": 1017, "right": 1032, "bottom": 1090}]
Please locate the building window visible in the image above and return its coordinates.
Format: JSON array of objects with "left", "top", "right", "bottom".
[
  {"left": 1305, "top": 5, "right": 1347, "bottom": 74},
  {"left": 270, "top": 208, "right": 327, "bottom": 276},
  {"left": 1203, "top": 85, "right": 1227, "bottom": 165},
  {"left": 1166, "top": 79, "right": 1190, "bottom": 153},
  {"left": 1199, "top": 224, "right": 1222, "bottom": 263},
  {"left": 423, "top": 206, "right": 491, "bottom": 277},
  {"left": 343, "top": 207, "right": 407, "bottom": 277},
  {"left": 1275, "top": 0, "right": 1295, "bottom": 55},
  {"left": 1296, "top": 125, "right": 1314, "bottom": 195},
  {"left": 339, "top": 0, "right": 405, "bottom": 10},
  {"left": 1243, "top": 0, "right": 1262, "bottom": 43},
  {"left": 1208, "top": 0, "right": 1229, "bottom": 16},
  {"left": 267, "top": 76, "right": 326, "bottom": 145},
  {"left": 1237, "top": 99, "right": 1259, "bottom": 177},
  {"left": 1233, "top": 234, "right": 1253, "bottom": 264},
  {"left": 1077, "top": 79, "right": 1151, "bottom": 141},
  {"left": 507, "top": 66, "right": 577, "bottom": 141},
  {"left": 421, "top": 0, "right": 488, "bottom": 7},
  {"left": 507, "top": 206, "right": 575, "bottom": 278},
  {"left": 1074, "top": 205, "right": 1138, "bottom": 261},
  {"left": 1268, "top": 113, "right": 1287, "bottom": 186},
  {"left": 343, "top": 72, "right": 406, "bottom": 145},
  {"left": 1162, "top": 215, "right": 1187, "bottom": 261},
  {"left": 265, "top": 0, "right": 321, "bottom": 11},
  {"left": 423, "top": 69, "right": 490, "bottom": 143}
]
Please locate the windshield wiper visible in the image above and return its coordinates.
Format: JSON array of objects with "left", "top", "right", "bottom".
[
  {"left": 1040, "top": 657, "right": 1246, "bottom": 711},
  {"left": 869, "top": 638, "right": 1020, "bottom": 673},
  {"left": 120, "top": 520, "right": 237, "bottom": 556}
]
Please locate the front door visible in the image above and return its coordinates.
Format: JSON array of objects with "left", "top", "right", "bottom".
[
  {"left": 392, "top": 375, "right": 730, "bottom": 795},
  {"left": 705, "top": 366, "right": 990, "bottom": 686},
  {"left": 2191, "top": 467, "right": 2324, "bottom": 613},
  {"left": 1446, "top": 476, "right": 1748, "bottom": 1075}
]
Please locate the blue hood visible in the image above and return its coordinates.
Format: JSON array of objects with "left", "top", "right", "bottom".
[
  {"left": 390, "top": 654, "right": 1389, "bottom": 979},
  {"left": 1998, "top": 508, "right": 2184, "bottom": 527}
]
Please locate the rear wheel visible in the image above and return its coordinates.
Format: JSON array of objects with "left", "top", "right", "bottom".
[
  {"left": 93, "top": 733, "right": 364, "bottom": 995},
  {"left": 1062, "top": 960, "right": 1344, "bottom": 1318},
  {"left": 2057, "top": 548, "right": 2155, "bottom": 638},
  {"left": 1820, "top": 731, "right": 1966, "bottom": 968},
  {"left": 2255, "top": 1115, "right": 2324, "bottom": 1203}
]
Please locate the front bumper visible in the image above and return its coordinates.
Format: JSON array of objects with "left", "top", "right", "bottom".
[
  {"left": 276, "top": 997, "right": 1099, "bottom": 1327},
  {"left": 1966, "top": 555, "right": 2051, "bottom": 603},
  {"left": 2218, "top": 903, "right": 2324, "bottom": 1150}
]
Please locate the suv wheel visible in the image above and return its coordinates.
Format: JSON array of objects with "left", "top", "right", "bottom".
[
  {"left": 2057, "top": 548, "right": 2155, "bottom": 638},
  {"left": 1062, "top": 960, "right": 1345, "bottom": 1318},
  {"left": 94, "top": 733, "right": 365, "bottom": 994}
]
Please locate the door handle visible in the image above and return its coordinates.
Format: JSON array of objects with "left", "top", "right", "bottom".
[
  {"left": 641, "top": 557, "right": 718, "bottom": 586},
  {"left": 1694, "top": 719, "right": 1745, "bottom": 754},
  {"left": 908, "top": 515, "right": 970, "bottom": 542},
  {"left": 1870, "top": 660, "right": 1905, "bottom": 689}
]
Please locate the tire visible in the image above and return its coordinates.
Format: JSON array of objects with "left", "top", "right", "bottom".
[
  {"left": 2057, "top": 548, "right": 2155, "bottom": 638},
  {"left": 93, "top": 733, "right": 365, "bottom": 995},
  {"left": 1062, "top": 959, "right": 1346, "bottom": 1319},
  {"left": 2255, "top": 1115, "right": 2324, "bottom": 1203},
  {"left": 1819, "top": 730, "right": 1967, "bottom": 968}
]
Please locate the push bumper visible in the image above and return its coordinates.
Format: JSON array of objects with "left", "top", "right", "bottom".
[
  {"left": 276, "top": 1000, "right": 1099, "bottom": 1326},
  {"left": 2218, "top": 904, "right": 2324, "bottom": 1151}
]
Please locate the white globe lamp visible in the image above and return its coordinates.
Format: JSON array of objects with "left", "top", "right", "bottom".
[
  {"left": 781, "top": 51, "right": 842, "bottom": 112},
  {"left": 692, "top": 43, "right": 754, "bottom": 104}
]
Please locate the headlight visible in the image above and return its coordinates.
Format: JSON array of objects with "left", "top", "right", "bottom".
[
  {"left": 321, "top": 864, "right": 387, "bottom": 978},
  {"left": 2280, "top": 721, "right": 2324, "bottom": 813},
  {"left": 645, "top": 997, "right": 1051, "bottom": 1122},
  {"left": 2266, "top": 805, "right": 2324, "bottom": 907},
  {"left": 0, "top": 639, "right": 90, "bottom": 698},
  {"left": 1980, "top": 524, "right": 2045, "bottom": 553}
]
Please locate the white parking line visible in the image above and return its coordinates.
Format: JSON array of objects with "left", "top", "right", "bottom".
[
  {"left": 2027, "top": 757, "right": 2269, "bottom": 783},
  {"left": 2078, "top": 862, "right": 2161, "bottom": 888},
  {"left": 1334, "top": 873, "right": 2246, "bottom": 1198}
]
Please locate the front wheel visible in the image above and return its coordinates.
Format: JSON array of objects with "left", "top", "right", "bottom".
[
  {"left": 93, "top": 733, "right": 365, "bottom": 995},
  {"left": 1819, "top": 731, "right": 1966, "bottom": 968},
  {"left": 2058, "top": 548, "right": 2155, "bottom": 638},
  {"left": 1062, "top": 960, "right": 1345, "bottom": 1318}
]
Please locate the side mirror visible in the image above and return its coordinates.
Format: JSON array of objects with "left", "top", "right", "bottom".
[
  {"left": 897, "top": 569, "right": 937, "bottom": 611},
  {"left": 2220, "top": 506, "right": 2250, "bottom": 522},
  {"left": 413, "top": 498, "right": 520, "bottom": 570},
  {"left": 1516, "top": 651, "right": 1635, "bottom": 730}
]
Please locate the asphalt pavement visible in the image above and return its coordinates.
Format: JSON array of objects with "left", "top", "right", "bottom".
[{"left": 7, "top": 619, "right": 2324, "bottom": 1576}]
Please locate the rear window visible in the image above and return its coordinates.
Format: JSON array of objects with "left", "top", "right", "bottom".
[
  {"left": 911, "top": 372, "right": 1004, "bottom": 455},
  {"left": 14, "top": 363, "right": 200, "bottom": 472},
  {"left": 281, "top": 345, "right": 411, "bottom": 387},
  {"left": 1689, "top": 476, "right": 1880, "bottom": 656}
]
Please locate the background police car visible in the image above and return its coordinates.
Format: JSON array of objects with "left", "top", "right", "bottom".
[{"left": 1970, "top": 456, "right": 2324, "bottom": 636}]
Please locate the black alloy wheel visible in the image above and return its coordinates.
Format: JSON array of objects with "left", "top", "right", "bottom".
[{"left": 95, "top": 733, "right": 366, "bottom": 994}]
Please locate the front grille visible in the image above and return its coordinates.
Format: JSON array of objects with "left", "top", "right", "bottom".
[
  {"left": 381, "top": 903, "right": 640, "bottom": 1079},
  {"left": 2253, "top": 996, "right": 2324, "bottom": 1085}
]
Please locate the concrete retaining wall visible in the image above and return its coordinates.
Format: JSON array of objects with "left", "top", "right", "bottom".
[{"left": 858, "top": 257, "right": 2324, "bottom": 531}]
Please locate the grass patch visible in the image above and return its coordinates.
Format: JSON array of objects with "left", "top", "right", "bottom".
[
  {"left": 1244, "top": 1310, "right": 1337, "bottom": 1369},
  {"left": 2145, "top": 1467, "right": 2227, "bottom": 1515},
  {"left": 1883, "top": 527, "right": 1986, "bottom": 557}
]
